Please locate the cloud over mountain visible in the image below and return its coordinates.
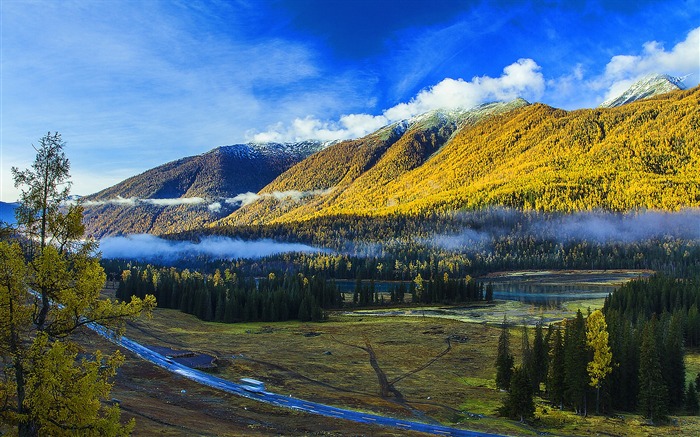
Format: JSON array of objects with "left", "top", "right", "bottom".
[
  {"left": 599, "top": 27, "right": 699, "bottom": 103},
  {"left": 250, "top": 58, "right": 545, "bottom": 143}
]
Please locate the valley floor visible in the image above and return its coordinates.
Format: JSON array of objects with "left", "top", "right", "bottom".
[{"left": 79, "top": 297, "right": 700, "bottom": 437}]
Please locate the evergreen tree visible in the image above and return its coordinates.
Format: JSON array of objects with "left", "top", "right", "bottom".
[
  {"left": 564, "top": 310, "right": 589, "bottom": 415},
  {"left": 485, "top": 282, "right": 494, "bottom": 302},
  {"left": 532, "top": 321, "right": 548, "bottom": 393},
  {"left": 495, "top": 316, "right": 514, "bottom": 391},
  {"left": 501, "top": 365, "right": 535, "bottom": 422},
  {"left": 547, "top": 326, "right": 566, "bottom": 409},
  {"left": 521, "top": 324, "right": 537, "bottom": 392},
  {"left": 686, "top": 382, "right": 699, "bottom": 415},
  {"left": 638, "top": 318, "right": 669, "bottom": 424},
  {"left": 661, "top": 313, "right": 685, "bottom": 411}
]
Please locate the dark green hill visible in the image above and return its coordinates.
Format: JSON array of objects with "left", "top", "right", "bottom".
[{"left": 82, "top": 142, "right": 325, "bottom": 237}]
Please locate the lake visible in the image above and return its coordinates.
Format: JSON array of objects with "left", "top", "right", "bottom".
[
  {"left": 335, "top": 270, "right": 653, "bottom": 307},
  {"left": 478, "top": 270, "right": 652, "bottom": 306}
]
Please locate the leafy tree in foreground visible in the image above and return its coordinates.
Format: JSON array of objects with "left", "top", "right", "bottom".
[
  {"left": 586, "top": 310, "right": 612, "bottom": 415},
  {"left": 1, "top": 132, "right": 155, "bottom": 436}
]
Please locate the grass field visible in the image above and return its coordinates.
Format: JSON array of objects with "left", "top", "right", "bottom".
[{"left": 107, "top": 301, "right": 700, "bottom": 436}]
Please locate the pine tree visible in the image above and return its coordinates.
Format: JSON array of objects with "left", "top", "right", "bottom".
[
  {"left": 564, "top": 310, "right": 589, "bottom": 415},
  {"left": 638, "top": 318, "right": 669, "bottom": 424},
  {"left": 532, "top": 321, "right": 548, "bottom": 393},
  {"left": 485, "top": 282, "right": 494, "bottom": 302},
  {"left": 495, "top": 316, "right": 514, "bottom": 391},
  {"left": 521, "top": 324, "right": 537, "bottom": 392},
  {"left": 662, "top": 313, "right": 685, "bottom": 411},
  {"left": 501, "top": 365, "right": 535, "bottom": 422},
  {"left": 547, "top": 326, "right": 566, "bottom": 409},
  {"left": 686, "top": 382, "right": 699, "bottom": 415}
]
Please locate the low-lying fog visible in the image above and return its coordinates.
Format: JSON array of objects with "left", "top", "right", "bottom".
[{"left": 99, "top": 234, "right": 324, "bottom": 261}]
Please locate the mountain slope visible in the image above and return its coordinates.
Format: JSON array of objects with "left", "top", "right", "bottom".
[
  {"left": 82, "top": 142, "right": 326, "bottom": 237},
  {"left": 600, "top": 73, "right": 686, "bottom": 108},
  {"left": 217, "top": 86, "right": 699, "bottom": 226},
  {"left": 221, "top": 99, "right": 530, "bottom": 225},
  {"left": 0, "top": 201, "right": 18, "bottom": 225}
]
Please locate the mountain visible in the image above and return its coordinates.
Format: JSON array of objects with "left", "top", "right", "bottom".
[
  {"left": 216, "top": 85, "right": 699, "bottom": 227},
  {"left": 82, "top": 142, "right": 327, "bottom": 237},
  {"left": 219, "top": 99, "right": 530, "bottom": 226},
  {"left": 0, "top": 201, "right": 18, "bottom": 225},
  {"left": 600, "top": 73, "right": 687, "bottom": 108}
]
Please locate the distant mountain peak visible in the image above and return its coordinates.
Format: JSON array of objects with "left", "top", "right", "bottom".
[
  {"left": 599, "top": 73, "right": 687, "bottom": 108},
  {"left": 214, "top": 140, "right": 330, "bottom": 159}
]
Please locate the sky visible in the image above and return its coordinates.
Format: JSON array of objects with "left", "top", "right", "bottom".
[{"left": 1, "top": 0, "right": 698, "bottom": 201}]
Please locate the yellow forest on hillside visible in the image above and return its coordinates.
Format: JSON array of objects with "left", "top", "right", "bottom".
[{"left": 219, "top": 87, "right": 699, "bottom": 226}]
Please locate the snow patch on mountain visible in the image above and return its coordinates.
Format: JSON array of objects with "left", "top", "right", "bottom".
[
  {"left": 599, "top": 73, "right": 687, "bottom": 108},
  {"left": 215, "top": 140, "right": 330, "bottom": 159}
]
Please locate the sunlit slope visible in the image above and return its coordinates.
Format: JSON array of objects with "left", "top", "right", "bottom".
[
  {"left": 216, "top": 87, "right": 699, "bottom": 226},
  {"left": 220, "top": 99, "right": 530, "bottom": 225}
]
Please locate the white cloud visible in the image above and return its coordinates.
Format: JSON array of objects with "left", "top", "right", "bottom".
[
  {"left": 81, "top": 196, "right": 208, "bottom": 207},
  {"left": 208, "top": 202, "right": 222, "bottom": 212},
  {"left": 144, "top": 197, "right": 206, "bottom": 207},
  {"left": 604, "top": 28, "right": 699, "bottom": 83},
  {"left": 597, "top": 28, "right": 700, "bottom": 102},
  {"left": 99, "top": 234, "right": 324, "bottom": 261},
  {"left": 226, "top": 192, "right": 261, "bottom": 207},
  {"left": 82, "top": 196, "right": 137, "bottom": 207},
  {"left": 544, "top": 26, "right": 700, "bottom": 109},
  {"left": 226, "top": 188, "right": 333, "bottom": 207},
  {"left": 250, "top": 58, "right": 545, "bottom": 142}
]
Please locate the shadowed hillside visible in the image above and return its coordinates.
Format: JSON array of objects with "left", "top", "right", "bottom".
[{"left": 82, "top": 142, "right": 326, "bottom": 237}]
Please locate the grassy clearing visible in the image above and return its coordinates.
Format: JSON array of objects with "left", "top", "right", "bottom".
[{"left": 119, "top": 306, "right": 700, "bottom": 436}]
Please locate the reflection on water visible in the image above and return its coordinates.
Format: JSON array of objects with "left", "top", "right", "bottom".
[
  {"left": 334, "top": 271, "right": 652, "bottom": 308},
  {"left": 480, "top": 270, "right": 651, "bottom": 307}
]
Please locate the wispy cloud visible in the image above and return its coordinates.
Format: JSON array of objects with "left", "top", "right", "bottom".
[
  {"left": 0, "top": 1, "right": 373, "bottom": 200},
  {"left": 251, "top": 58, "right": 544, "bottom": 142},
  {"left": 81, "top": 196, "right": 225, "bottom": 212},
  {"left": 99, "top": 234, "right": 324, "bottom": 261},
  {"left": 82, "top": 188, "right": 333, "bottom": 210},
  {"left": 226, "top": 188, "right": 334, "bottom": 207},
  {"left": 534, "top": 210, "right": 700, "bottom": 243}
]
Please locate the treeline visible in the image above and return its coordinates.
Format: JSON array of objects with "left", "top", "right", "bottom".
[
  {"left": 171, "top": 209, "right": 700, "bottom": 278},
  {"left": 498, "top": 275, "right": 700, "bottom": 423},
  {"left": 116, "top": 266, "right": 336, "bottom": 323},
  {"left": 112, "top": 263, "right": 488, "bottom": 324}
]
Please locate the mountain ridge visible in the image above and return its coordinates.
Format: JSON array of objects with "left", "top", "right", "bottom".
[
  {"left": 216, "top": 85, "right": 699, "bottom": 227},
  {"left": 600, "top": 73, "right": 687, "bottom": 108},
  {"left": 82, "top": 141, "right": 328, "bottom": 237},
  {"left": 80, "top": 77, "right": 697, "bottom": 237}
]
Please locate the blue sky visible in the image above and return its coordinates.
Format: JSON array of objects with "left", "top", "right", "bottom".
[{"left": 1, "top": 0, "right": 698, "bottom": 201}]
